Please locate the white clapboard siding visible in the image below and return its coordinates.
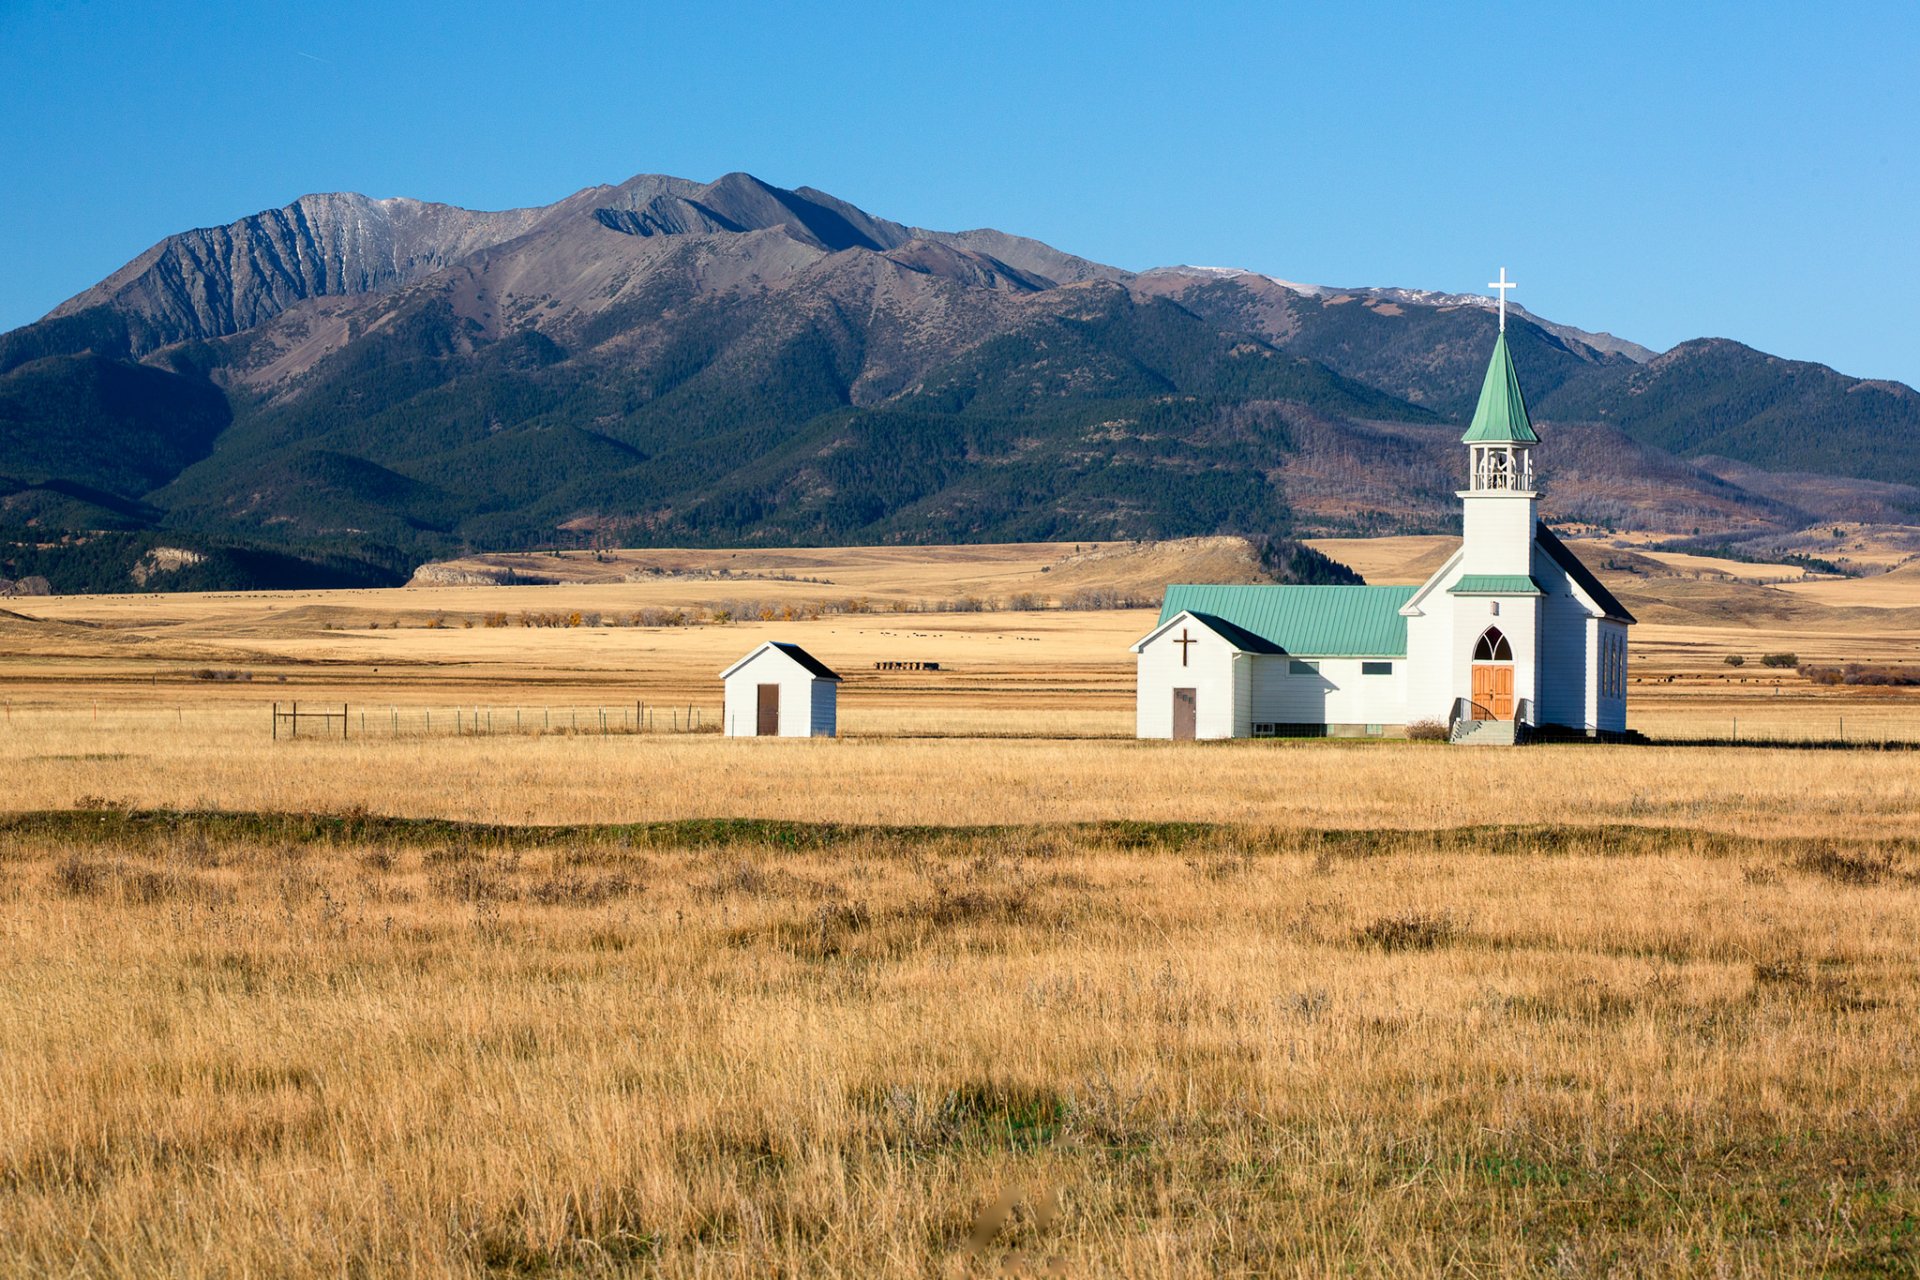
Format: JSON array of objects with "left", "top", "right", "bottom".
[
  {"left": 1248, "top": 657, "right": 1406, "bottom": 729},
  {"left": 1535, "top": 561, "right": 1598, "bottom": 730}
]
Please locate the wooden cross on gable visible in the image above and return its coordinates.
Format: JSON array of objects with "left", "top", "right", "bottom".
[{"left": 1174, "top": 628, "right": 1197, "bottom": 666}]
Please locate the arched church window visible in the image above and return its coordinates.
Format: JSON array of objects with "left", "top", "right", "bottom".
[{"left": 1472, "top": 626, "right": 1513, "bottom": 662}]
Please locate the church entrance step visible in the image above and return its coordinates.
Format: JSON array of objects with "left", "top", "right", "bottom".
[{"left": 1450, "top": 719, "right": 1518, "bottom": 746}]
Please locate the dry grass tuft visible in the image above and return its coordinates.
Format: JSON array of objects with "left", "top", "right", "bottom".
[
  {"left": 1794, "top": 842, "right": 1901, "bottom": 885},
  {"left": 1355, "top": 909, "right": 1462, "bottom": 951}
]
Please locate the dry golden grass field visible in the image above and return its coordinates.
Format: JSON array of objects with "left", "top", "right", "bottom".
[{"left": 4, "top": 537, "right": 1920, "bottom": 1276}]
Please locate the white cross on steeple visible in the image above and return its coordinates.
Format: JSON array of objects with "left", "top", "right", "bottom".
[{"left": 1488, "top": 266, "right": 1517, "bottom": 333}]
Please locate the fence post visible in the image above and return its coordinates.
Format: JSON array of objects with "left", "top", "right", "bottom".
[
  {"left": 343, "top": 703, "right": 349, "bottom": 741},
  {"left": 273, "top": 702, "right": 278, "bottom": 741}
]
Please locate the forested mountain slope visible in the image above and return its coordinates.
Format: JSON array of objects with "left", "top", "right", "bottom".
[{"left": 4, "top": 172, "right": 1913, "bottom": 591}]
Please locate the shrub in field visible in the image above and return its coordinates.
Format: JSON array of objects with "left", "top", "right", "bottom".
[
  {"left": 1406, "top": 719, "right": 1449, "bottom": 742},
  {"left": 1724, "top": 654, "right": 1745, "bottom": 667},
  {"left": 1799, "top": 663, "right": 1920, "bottom": 687},
  {"left": 1760, "top": 652, "right": 1797, "bottom": 668}
]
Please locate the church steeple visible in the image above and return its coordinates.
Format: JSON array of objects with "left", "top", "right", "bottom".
[{"left": 1462, "top": 269, "right": 1538, "bottom": 493}]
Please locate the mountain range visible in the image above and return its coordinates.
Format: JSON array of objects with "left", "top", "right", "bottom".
[{"left": 4, "top": 170, "right": 1917, "bottom": 592}]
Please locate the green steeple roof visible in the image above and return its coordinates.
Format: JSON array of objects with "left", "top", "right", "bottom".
[{"left": 1461, "top": 332, "right": 1540, "bottom": 444}]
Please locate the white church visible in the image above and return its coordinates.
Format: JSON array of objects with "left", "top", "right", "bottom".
[{"left": 1133, "top": 271, "right": 1634, "bottom": 744}]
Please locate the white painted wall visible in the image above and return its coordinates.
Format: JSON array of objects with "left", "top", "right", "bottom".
[
  {"left": 1459, "top": 490, "right": 1537, "bottom": 576},
  {"left": 1248, "top": 656, "right": 1406, "bottom": 729},
  {"left": 1134, "top": 617, "right": 1245, "bottom": 739},
  {"left": 1402, "top": 596, "right": 1454, "bottom": 725},
  {"left": 1535, "top": 553, "right": 1597, "bottom": 730},
  {"left": 809, "top": 680, "right": 838, "bottom": 737},
  {"left": 722, "top": 647, "right": 837, "bottom": 737}
]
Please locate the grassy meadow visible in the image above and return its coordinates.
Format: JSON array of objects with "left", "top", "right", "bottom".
[{"left": 4, "top": 537, "right": 1920, "bottom": 1275}]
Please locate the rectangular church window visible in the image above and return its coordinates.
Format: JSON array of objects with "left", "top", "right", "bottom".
[
  {"left": 1289, "top": 660, "right": 1319, "bottom": 676},
  {"left": 1362, "top": 661, "right": 1393, "bottom": 675}
]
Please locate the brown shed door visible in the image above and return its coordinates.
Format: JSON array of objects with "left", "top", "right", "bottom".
[
  {"left": 1471, "top": 665, "right": 1514, "bottom": 720},
  {"left": 1172, "top": 688, "right": 1197, "bottom": 741},
  {"left": 756, "top": 684, "right": 780, "bottom": 736}
]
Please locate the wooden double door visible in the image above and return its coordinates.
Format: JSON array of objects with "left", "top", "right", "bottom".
[{"left": 1471, "top": 664, "right": 1514, "bottom": 720}]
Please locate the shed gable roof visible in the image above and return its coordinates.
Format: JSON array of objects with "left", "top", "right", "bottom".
[
  {"left": 1133, "top": 610, "right": 1286, "bottom": 655},
  {"left": 1158, "top": 584, "right": 1417, "bottom": 657},
  {"left": 718, "top": 641, "right": 843, "bottom": 681}
]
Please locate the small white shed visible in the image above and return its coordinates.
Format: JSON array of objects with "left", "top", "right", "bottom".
[{"left": 720, "top": 642, "right": 842, "bottom": 738}]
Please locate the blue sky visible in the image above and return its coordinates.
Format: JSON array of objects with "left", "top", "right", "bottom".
[{"left": 3, "top": 0, "right": 1916, "bottom": 383}]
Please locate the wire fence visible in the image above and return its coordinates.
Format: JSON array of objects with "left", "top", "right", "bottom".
[
  {"left": 282, "top": 703, "right": 724, "bottom": 739},
  {"left": 0, "top": 701, "right": 725, "bottom": 740},
  {"left": 1645, "top": 714, "right": 1920, "bottom": 750},
  {"left": 4, "top": 700, "right": 1916, "bottom": 748}
]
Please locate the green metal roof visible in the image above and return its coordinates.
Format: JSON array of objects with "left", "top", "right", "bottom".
[
  {"left": 1460, "top": 333, "right": 1540, "bottom": 444},
  {"left": 1160, "top": 584, "right": 1417, "bottom": 657},
  {"left": 1449, "top": 574, "right": 1543, "bottom": 596}
]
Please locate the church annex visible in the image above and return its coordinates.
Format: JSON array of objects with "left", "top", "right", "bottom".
[{"left": 1132, "top": 272, "right": 1634, "bottom": 744}]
